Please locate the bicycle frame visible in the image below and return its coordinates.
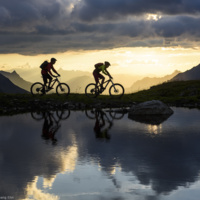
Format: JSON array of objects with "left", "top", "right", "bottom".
[
  {"left": 97, "top": 78, "right": 114, "bottom": 90},
  {"left": 46, "top": 77, "right": 60, "bottom": 90}
]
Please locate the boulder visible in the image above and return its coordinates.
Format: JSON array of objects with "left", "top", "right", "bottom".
[
  {"left": 129, "top": 100, "right": 173, "bottom": 116},
  {"left": 128, "top": 100, "right": 173, "bottom": 125}
]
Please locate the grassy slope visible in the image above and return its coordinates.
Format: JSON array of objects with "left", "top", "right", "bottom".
[
  {"left": 1, "top": 80, "right": 200, "bottom": 107},
  {"left": 125, "top": 80, "right": 200, "bottom": 104}
]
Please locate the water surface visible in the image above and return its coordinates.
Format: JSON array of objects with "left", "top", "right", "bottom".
[{"left": 0, "top": 107, "right": 200, "bottom": 200}]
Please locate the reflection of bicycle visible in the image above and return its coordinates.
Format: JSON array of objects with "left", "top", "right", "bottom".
[
  {"left": 85, "top": 78, "right": 124, "bottom": 98},
  {"left": 31, "top": 110, "right": 70, "bottom": 145},
  {"left": 31, "top": 110, "right": 70, "bottom": 121},
  {"left": 30, "top": 76, "right": 70, "bottom": 96},
  {"left": 85, "top": 108, "right": 124, "bottom": 120}
]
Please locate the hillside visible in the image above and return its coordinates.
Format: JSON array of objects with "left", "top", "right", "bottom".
[
  {"left": 128, "top": 80, "right": 200, "bottom": 105},
  {"left": 127, "top": 70, "right": 180, "bottom": 93},
  {"left": 0, "top": 70, "right": 32, "bottom": 91},
  {"left": 0, "top": 73, "right": 28, "bottom": 94},
  {"left": 171, "top": 63, "right": 200, "bottom": 81},
  {"left": 67, "top": 75, "right": 94, "bottom": 93}
]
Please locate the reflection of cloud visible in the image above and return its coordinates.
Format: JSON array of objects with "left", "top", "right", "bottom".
[
  {"left": 60, "top": 144, "right": 78, "bottom": 173},
  {"left": 77, "top": 108, "right": 200, "bottom": 195},
  {"left": 25, "top": 177, "right": 59, "bottom": 200},
  {"left": 43, "top": 175, "right": 57, "bottom": 189}
]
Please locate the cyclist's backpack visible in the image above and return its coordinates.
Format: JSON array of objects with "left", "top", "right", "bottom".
[
  {"left": 94, "top": 62, "right": 103, "bottom": 69},
  {"left": 40, "top": 61, "right": 49, "bottom": 69}
]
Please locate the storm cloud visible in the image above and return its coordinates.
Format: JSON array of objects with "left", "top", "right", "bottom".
[{"left": 1, "top": 0, "right": 200, "bottom": 55}]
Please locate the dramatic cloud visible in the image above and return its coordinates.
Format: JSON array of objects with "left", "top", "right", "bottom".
[{"left": 1, "top": 0, "right": 200, "bottom": 55}]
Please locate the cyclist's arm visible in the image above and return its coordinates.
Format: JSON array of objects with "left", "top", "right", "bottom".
[
  {"left": 51, "top": 66, "right": 60, "bottom": 76},
  {"left": 104, "top": 69, "right": 113, "bottom": 79}
]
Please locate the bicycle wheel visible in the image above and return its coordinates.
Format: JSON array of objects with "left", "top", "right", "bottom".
[
  {"left": 56, "top": 110, "right": 71, "bottom": 120},
  {"left": 85, "top": 83, "right": 99, "bottom": 98},
  {"left": 30, "top": 82, "right": 44, "bottom": 96},
  {"left": 109, "top": 110, "right": 124, "bottom": 119},
  {"left": 85, "top": 109, "right": 96, "bottom": 119},
  {"left": 109, "top": 83, "right": 124, "bottom": 98},
  {"left": 31, "top": 111, "right": 44, "bottom": 120},
  {"left": 56, "top": 83, "right": 70, "bottom": 96}
]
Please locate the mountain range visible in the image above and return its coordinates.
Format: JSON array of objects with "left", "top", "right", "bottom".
[
  {"left": 127, "top": 70, "right": 180, "bottom": 93},
  {"left": 171, "top": 64, "right": 200, "bottom": 81},
  {"left": 1, "top": 63, "right": 200, "bottom": 94},
  {"left": 0, "top": 70, "right": 32, "bottom": 91},
  {"left": 0, "top": 73, "right": 28, "bottom": 94}
]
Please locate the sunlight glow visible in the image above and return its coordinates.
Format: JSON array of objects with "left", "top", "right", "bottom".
[
  {"left": 147, "top": 125, "right": 162, "bottom": 135},
  {"left": 146, "top": 13, "right": 162, "bottom": 21},
  {"left": 1, "top": 47, "right": 200, "bottom": 77}
]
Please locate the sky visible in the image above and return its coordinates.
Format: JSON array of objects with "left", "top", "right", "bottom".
[{"left": 1, "top": 0, "right": 200, "bottom": 76}]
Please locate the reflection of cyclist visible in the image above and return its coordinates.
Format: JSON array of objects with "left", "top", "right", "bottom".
[
  {"left": 93, "top": 110, "right": 113, "bottom": 140},
  {"left": 41, "top": 58, "right": 60, "bottom": 94},
  {"left": 93, "top": 61, "right": 113, "bottom": 91},
  {"left": 42, "top": 113, "right": 59, "bottom": 145}
]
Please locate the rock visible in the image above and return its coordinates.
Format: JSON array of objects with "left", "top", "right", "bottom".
[
  {"left": 128, "top": 100, "right": 174, "bottom": 125},
  {"left": 129, "top": 114, "right": 172, "bottom": 125},
  {"left": 128, "top": 100, "right": 174, "bottom": 116}
]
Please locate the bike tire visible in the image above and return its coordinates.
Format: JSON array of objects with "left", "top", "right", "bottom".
[
  {"left": 31, "top": 111, "right": 44, "bottom": 120},
  {"left": 30, "top": 82, "right": 44, "bottom": 96},
  {"left": 109, "top": 110, "right": 124, "bottom": 119},
  {"left": 85, "top": 83, "right": 99, "bottom": 98},
  {"left": 109, "top": 83, "right": 124, "bottom": 98},
  {"left": 85, "top": 109, "right": 96, "bottom": 119},
  {"left": 56, "top": 110, "right": 71, "bottom": 120},
  {"left": 56, "top": 83, "right": 70, "bottom": 96}
]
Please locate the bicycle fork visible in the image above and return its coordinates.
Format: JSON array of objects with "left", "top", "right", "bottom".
[{"left": 110, "top": 80, "right": 118, "bottom": 93}]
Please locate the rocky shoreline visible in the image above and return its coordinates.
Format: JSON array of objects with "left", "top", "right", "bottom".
[{"left": 1, "top": 95, "right": 200, "bottom": 116}]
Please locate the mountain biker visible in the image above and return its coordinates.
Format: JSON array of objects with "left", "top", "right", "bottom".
[
  {"left": 93, "top": 61, "right": 113, "bottom": 91},
  {"left": 41, "top": 58, "right": 60, "bottom": 93}
]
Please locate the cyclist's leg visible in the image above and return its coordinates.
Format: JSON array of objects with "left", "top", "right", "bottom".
[
  {"left": 47, "top": 74, "right": 53, "bottom": 89},
  {"left": 93, "top": 70, "right": 99, "bottom": 89},
  {"left": 42, "top": 74, "right": 47, "bottom": 93},
  {"left": 99, "top": 74, "right": 105, "bottom": 89}
]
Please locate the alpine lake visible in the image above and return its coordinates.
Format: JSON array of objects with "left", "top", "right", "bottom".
[{"left": 0, "top": 106, "right": 200, "bottom": 200}]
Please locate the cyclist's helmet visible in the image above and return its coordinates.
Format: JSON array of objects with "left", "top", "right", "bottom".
[
  {"left": 51, "top": 58, "right": 57, "bottom": 62},
  {"left": 105, "top": 61, "right": 111, "bottom": 66}
]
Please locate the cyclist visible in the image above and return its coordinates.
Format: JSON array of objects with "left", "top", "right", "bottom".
[
  {"left": 41, "top": 58, "right": 60, "bottom": 94},
  {"left": 93, "top": 61, "right": 113, "bottom": 91}
]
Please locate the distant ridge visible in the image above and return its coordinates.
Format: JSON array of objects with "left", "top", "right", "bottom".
[
  {"left": 0, "top": 73, "right": 29, "bottom": 94},
  {"left": 127, "top": 70, "right": 180, "bottom": 93},
  {"left": 0, "top": 70, "right": 32, "bottom": 92},
  {"left": 171, "top": 64, "right": 200, "bottom": 81}
]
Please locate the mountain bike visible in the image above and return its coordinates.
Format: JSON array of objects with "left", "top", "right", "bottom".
[
  {"left": 30, "top": 76, "right": 70, "bottom": 96},
  {"left": 85, "top": 78, "right": 124, "bottom": 98}
]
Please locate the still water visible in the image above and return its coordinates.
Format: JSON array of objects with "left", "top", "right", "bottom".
[{"left": 0, "top": 107, "right": 200, "bottom": 200}]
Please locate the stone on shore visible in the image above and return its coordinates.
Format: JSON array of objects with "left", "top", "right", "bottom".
[
  {"left": 128, "top": 100, "right": 173, "bottom": 115},
  {"left": 128, "top": 100, "right": 174, "bottom": 125}
]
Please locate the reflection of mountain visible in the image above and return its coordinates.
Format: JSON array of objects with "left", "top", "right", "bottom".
[
  {"left": 0, "top": 73, "right": 28, "bottom": 93},
  {"left": 171, "top": 63, "right": 200, "bottom": 81},
  {"left": 127, "top": 70, "right": 180, "bottom": 93},
  {"left": 0, "top": 70, "right": 32, "bottom": 91}
]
